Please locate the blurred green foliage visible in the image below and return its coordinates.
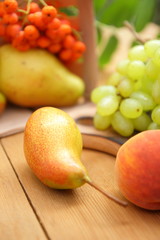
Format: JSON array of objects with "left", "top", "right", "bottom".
[
  {"left": 59, "top": 1, "right": 160, "bottom": 69},
  {"left": 94, "top": 0, "right": 156, "bottom": 32},
  {"left": 98, "top": 34, "right": 118, "bottom": 69},
  {"left": 94, "top": 0, "right": 160, "bottom": 69}
]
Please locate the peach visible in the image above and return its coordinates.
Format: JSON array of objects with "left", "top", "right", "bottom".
[{"left": 115, "top": 130, "right": 160, "bottom": 210}]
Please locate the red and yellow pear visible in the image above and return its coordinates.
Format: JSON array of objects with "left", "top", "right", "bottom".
[{"left": 24, "top": 107, "right": 127, "bottom": 206}]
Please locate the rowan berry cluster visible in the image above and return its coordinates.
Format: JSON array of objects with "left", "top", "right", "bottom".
[{"left": 0, "top": 0, "right": 86, "bottom": 62}]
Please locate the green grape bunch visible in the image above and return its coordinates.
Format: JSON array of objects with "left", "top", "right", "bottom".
[{"left": 91, "top": 39, "right": 160, "bottom": 137}]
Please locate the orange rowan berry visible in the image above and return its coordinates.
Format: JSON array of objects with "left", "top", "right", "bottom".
[
  {"left": 46, "top": 28, "right": 65, "bottom": 43},
  {"left": 47, "top": 17, "right": 61, "bottom": 30},
  {"left": 27, "top": 13, "right": 34, "bottom": 22},
  {"left": 5, "top": 23, "right": 21, "bottom": 39},
  {"left": 28, "top": 12, "right": 46, "bottom": 30},
  {"left": 12, "top": 30, "right": 30, "bottom": 51},
  {"left": 24, "top": 25, "right": 40, "bottom": 40},
  {"left": 48, "top": 43, "right": 61, "bottom": 53},
  {"left": 3, "top": 0, "right": 18, "bottom": 13},
  {"left": 29, "top": 2, "right": 40, "bottom": 13},
  {"left": 62, "top": 35, "right": 75, "bottom": 49},
  {"left": 0, "top": 2, "right": 5, "bottom": 17},
  {"left": 2, "top": 12, "right": 18, "bottom": 24},
  {"left": 12, "top": 30, "right": 24, "bottom": 44},
  {"left": 0, "top": 21, "right": 6, "bottom": 36},
  {"left": 37, "top": 36, "right": 51, "bottom": 48},
  {"left": 60, "top": 19, "right": 71, "bottom": 26},
  {"left": 73, "top": 41, "right": 86, "bottom": 54},
  {"left": 68, "top": 41, "right": 86, "bottom": 62},
  {"left": 70, "top": 52, "right": 82, "bottom": 62},
  {"left": 59, "top": 23, "right": 72, "bottom": 35},
  {"left": 16, "top": 42, "right": 31, "bottom": 51},
  {"left": 59, "top": 49, "right": 72, "bottom": 61},
  {"left": 45, "top": 28, "right": 55, "bottom": 39},
  {"left": 42, "top": 5, "right": 57, "bottom": 23},
  {"left": 29, "top": 39, "right": 37, "bottom": 47}
]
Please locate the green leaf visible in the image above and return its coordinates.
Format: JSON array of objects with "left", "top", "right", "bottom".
[
  {"left": 99, "top": 35, "right": 118, "bottom": 69},
  {"left": 132, "top": 0, "right": 156, "bottom": 32},
  {"left": 59, "top": 6, "right": 79, "bottom": 17},
  {"left": 94, "top": 0, "right": 110, "bottom": 18},
  {"left": 95, "top": 0, "right": 139, "bottom": 28},
  {"left": 130, "top": 40, "right": 140, "bottom": 48},
  {"left": 96, "top": 25, "right": 103, "bottom": 45},
  {"left": 94, "top": 0, "right": 155, "bottom": 30}
]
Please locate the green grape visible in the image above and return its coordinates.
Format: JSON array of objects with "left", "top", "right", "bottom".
[
  {"left": 133, "top": 79, "right": 142, "bottom": 91},
  {"left": 106, "top": 72, "right": 122, "bottom": 86},
  {"left": 111, "top": 111, "right": 134, "bottom": 137},
  {"left": 151, "top": 105, "right": 160, "bottom": 125},
  {"left": 91, "top": 85, "right": 116, "bottom": 104},
  {"left": 97, "top": 95, "right": 119, "bottom": 116},
  {"left": 152, "top": 79, "right": 160, "bottom": 104},
  {"left": 130, "top": 91, "right": 156, "bottom": 111},
  {"left": 116, "top": 59, "right": 130, "bottom": 75},
  {"left": 144, "top": 39, "right": 160, "bottom": 58},
  {"left": 120, "top": 98, "right": 143, "bottom": 119},
  {"left": 152, "top": 48, "right": 160, "bottom": 67},
  {"left": 93, "top": 112, "right": 112, "bottom": 130},
  {"left": 128, "top": 45, "right": 147, "bottom": 62},
  {"left": 140, "top": 74, "right": 153, "bottom": 94},
  {"left": 117, "top": 78, "right": 134, "bottom": 97},
  {"left": 147, "top": 122, "right": 160, "bottom": 130},
  {"left": 127, "top": 60, "right": 145, "bottom": 80},
  {"left": 146, "top": 59, "right": 159, "bottom": 80},
  {"left": 132, "top": 112, "right": 151, "bottom": 131}
]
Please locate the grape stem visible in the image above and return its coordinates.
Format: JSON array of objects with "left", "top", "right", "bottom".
[{"left": 124, "top": 21, "right": 147, "bottom": 44}]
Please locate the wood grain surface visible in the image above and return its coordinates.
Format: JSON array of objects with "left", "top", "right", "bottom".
[
  {"left": 1, "top": 133, "right": 160, "bottom": 240},
  {"left": 0, "top": 140, "right": 48, "bottom": 240}
]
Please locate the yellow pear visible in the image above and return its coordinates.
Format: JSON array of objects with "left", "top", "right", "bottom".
[
  {"left": 0, "top": 44, "right": 85, "bottom": 107},
  {"left": 0, "top": 91, "right": 6, "bottom": 114},
  {"left": 24, "top": 107, "right": 127, "bottom": 206}
]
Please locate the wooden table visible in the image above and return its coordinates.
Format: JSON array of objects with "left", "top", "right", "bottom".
[{"left": 1, "top": 132, "right": 160, "bottom": 240}]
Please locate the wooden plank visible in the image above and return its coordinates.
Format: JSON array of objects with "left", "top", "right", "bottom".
[
  {"left": 0, "top": 141, "right": 48, "bottom": 240},
  {"left": 77, "top": 0, "right": 99, "bottom": 98},
  {"left": 2, "top": 133, "right": 160, "bottom": 240}
]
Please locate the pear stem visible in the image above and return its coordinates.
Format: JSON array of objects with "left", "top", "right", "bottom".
[{"left": 85, "top": 178, "right": 128, "bottom": 207}]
